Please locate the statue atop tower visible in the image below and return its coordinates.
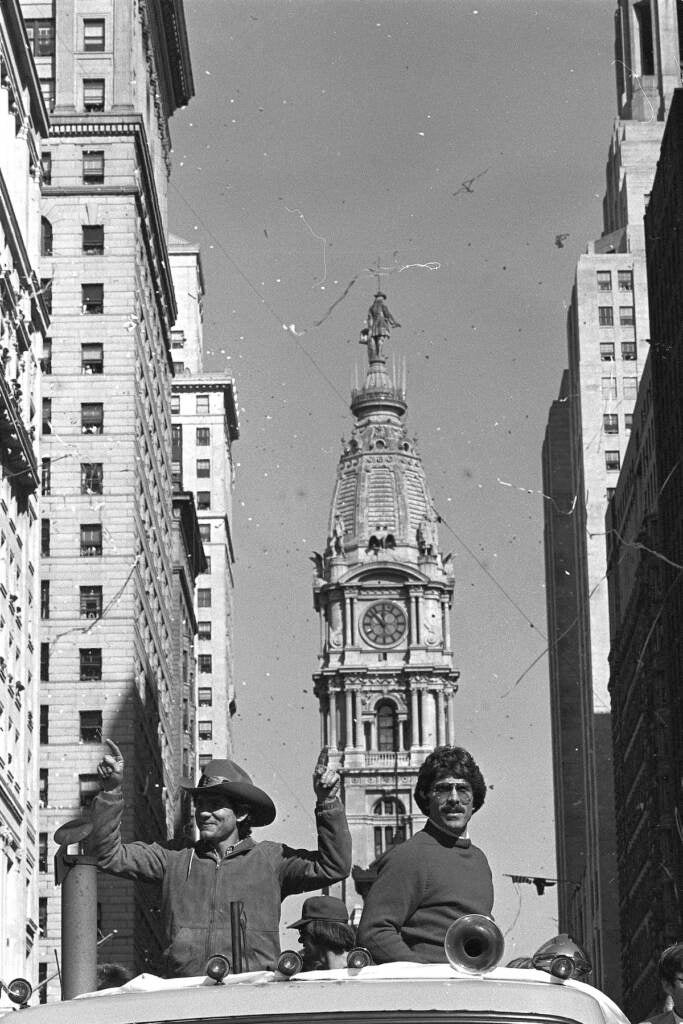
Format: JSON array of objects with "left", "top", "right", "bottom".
[
  {"left": 359, "top": 293, "right": 401, "bottom": 362},
  {"left": 311, "top": 292, "right": 460, "bottom": 913}
]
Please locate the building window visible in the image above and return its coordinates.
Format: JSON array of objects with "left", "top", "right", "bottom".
[
  {"left": 623, "top": 376, "right": 638, "bottom": 399},
  {"left": 603, "top": 414, "right": 618, "bottom": 433},
  {"left": 619, "top": 306, "right": 635, "bottom": 326},
  {"left": 80, "top": 710, "right": 102, "bottom": 743},
  {"left": 41, "top": 519, "right": 50, "bottom": 557},
  {"left": 171, "top": 394, "right": 180, "bottom": 413},
  {"left": 204, "top": 556, "right": 211, "bottom": 575},
  {"left": 41, "top": 217, "right": 53, "bottom": 257},
  {"left": 198, "top": 621, "right": 212, "bottom": 640},
  {"left": 173, "top": 362, "right": 185, "bottom": 375},
  {"left": 596, "top": 270, "right": 612, "bottom": 292},
  {"left": 79, "top": 775, "right": 100, "bottom": 809},
  {"left": 196, "top": 395, "right": 209, "bottom": 414},
  {"left": 26, "top": 19, "right": 55, "bottom": 56},
  {"left": 605, "top": 450, "right": 621, "bottom": 471},
  {"left": 196, "top": 459, "right": 211, "bottom": 478},
  {"left": 39, "top": 707, "right": 49, "bottom": 745},
  {"left": 42, "top": 398, "right": 52, "bottom": 434},
  {"left": 598, "top": 306, "right": 614, "bottom": 327},
  {"left": 198, "top": 687, "right": 212, "bottom": 706},
  {"left": 83, "top": 19, "right": 105, "bottom": 51},
  {"left": 198, "top": 654, "right": 213, "bottom": 674},
  {"left": 80, "top": 524, "right": 102, "bottom": 557},
  {"left": 621, "top": 340, "right": 637, "bottom": 360},
  {"left": 41, "top": 153, "right": 52, "bottom": 186},
  {"left": 81, "top": 403, "right": 103, "bottom": 433},
  {"left": 606, "top": 486, "right": 616, "bottom": 501},
  {"left": 40, "top": 580, "right": 50, "bottom": 619},
  {"left": 625, "top": 413, "right": 633, "bottom": 432},
  {"left": 81, "top": 463, "right": 103, "bottom": 494},
  {"left": 40, "top": 278, "right": 52, "bottom": 314},
  {"left": 171, "top": 332, "right": 184, "bottom": 350},
  {"left": 41, "top": 458, "right": 51, "bottom": 496},
  {"left": 196, "top": 492, "right": 211, "bottom": 510},
  {"left": 198, "top": 721, "right": 213, "bottom": 740},
  {"left": 82, "top": 151, "right": 104, "bottom": 184},
  {"left": 199, "top": 753, "right": 213, "bottom": 769},
  {"left": 38, "top": 832, "right": 48, "bottom": 872},
  {"left": 618, "top": 269, "right": 633, "bottom": 291},
  {"left": 40, "top": 640, "right": 50, "bottom": 678},
  {"left": 199, "top": 523, "right": 210, "bottom": 543},
  {"left": 79, "top": 648, "right": 102, "bottom": 681},
  {"left": 372, "top": 796, "right": 406, "bottom": 859},
  {"left": 39, "top": 768, "right": 48, "bottom": 807},
  {"left": 38, "top": 897, "right": 48, "bottom": 937},
  {"left": 376, "top": 701, "right": 398, "bottom": 752},
  {"left": 81, "top": 342, "right": 104, "bottom": 374},
  {"left": 82, "top": 284, "right": 104, "bottom": 314},
  {"left": 80, "top": 585, "right": 103, "bottom": 619},
  {"left": 41, "top": 337, "right": 52, "bottom": 374},
  {"left": 601, "top": 376, "right": 617, "bottom": 400},
  {"left": 600, "top": 341, "right": 615, "bottom": 361},
  {"left": 82, "top": 225, "right": 104, "bottom": 255},
  {"left": 196, "top": 427, "right": 210, "bottom": 445},
  {"left": 39, "top": 78, "right": 55, "bottom": 111},
  {"left": 83, "top": 79, "right": 105, "bottom": 112},
  {"left": 197, "top": 588, "right": 211, "bottom": 608}
]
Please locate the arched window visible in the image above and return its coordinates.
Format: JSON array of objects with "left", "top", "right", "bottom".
[
  {"left": 377, "top": 701, "right": 398, "bottom": 751},
  {"left": 41, "top": 217, "right": 53, "bottom": 257},
  {"left": 373, "top": 795, "right": 406, "bottom": 859}
]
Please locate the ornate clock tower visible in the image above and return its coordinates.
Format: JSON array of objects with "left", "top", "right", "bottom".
[{"left": 312, "top": 294, "right": 459, "bottom": 907}]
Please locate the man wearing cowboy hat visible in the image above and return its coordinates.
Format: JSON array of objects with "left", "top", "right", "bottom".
[{"left": 87, "top": 739, "right": 351, "bottom": 978}]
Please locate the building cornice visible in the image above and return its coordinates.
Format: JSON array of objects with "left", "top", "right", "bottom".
[
  {"left": 140, "top": 0, "right": 194, "bottom": 116},
  {"left": 46, "top": 113, "right": 177, "bottom": 334},
  {"left": 172, "top": 374, "right": 239, "bottom": 440}
]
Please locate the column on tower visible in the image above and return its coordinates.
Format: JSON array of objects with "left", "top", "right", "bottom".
[
  {"left": 441, "top": 598, "right": 452, "bottom": 651},
  {"left": 329, "top": 689, "right": 338, "bottom": 749},
  {"left": 345, "top": 687, "right": 354, "bottom": 748},
  {"left": 410, "top": 686, "right": 420, "bottom": 749},
  {"left": 446, "top": 690, "right": 456, "bottom": 745},
  {"left": 436, "top": 690, "right": 445, "bottom": 746},
  {"left": 422, "top": 688, "right": 437, "bottom": 747}
]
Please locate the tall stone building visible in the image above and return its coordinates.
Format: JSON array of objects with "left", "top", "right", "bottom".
[
  {"left": 20, "top": 0, "right": 194, "bottom": 991},
  {"left": 0, "top": 0, "right": 49, "bottom": 1001},
  {"left": 605, "top": 88, "right": 683, "bottom": 1019},
  {"left": 312, "top": 296, "right": 458, "bottom": 914},
  {"left": 542, "top": 0, "right": 681, "bottom": 1001},
  {"left": 169, "top": 235, "right": 240, "bottom": 771}
]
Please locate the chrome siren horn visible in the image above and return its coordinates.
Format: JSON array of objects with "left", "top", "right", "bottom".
[
  {"left": 276, "top": 950, "right": 304, "bottom": 977},
  {"left": 444, "top": 915, "right": 505, "bottom": 975}
]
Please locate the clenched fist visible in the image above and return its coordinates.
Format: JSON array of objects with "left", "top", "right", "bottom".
[{"left": 97, "top": 738, "right": 125, "bottom": 792}]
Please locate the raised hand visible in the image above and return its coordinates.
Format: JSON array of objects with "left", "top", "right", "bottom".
[
  {"left": 313, "top": 747, "right": 340, "bottom": 801},
  {"left": 97, "top": 738, "right": 125, "bottom": 791}
]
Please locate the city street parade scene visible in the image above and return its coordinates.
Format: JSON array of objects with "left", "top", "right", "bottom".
[{"left": 0, "top": 0, "right": 682, "bottom": 1021}]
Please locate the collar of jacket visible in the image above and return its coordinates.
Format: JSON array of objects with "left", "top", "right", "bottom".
[
  {"left": 195, "top": 836, "right": 256, "bottom": 860},
  {"left": 425, "top": 818, "right": 471, "bottom": 848}
]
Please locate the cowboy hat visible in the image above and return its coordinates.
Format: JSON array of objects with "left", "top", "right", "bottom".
[
  {"left": 288, "top": 896, "right": 349, "bottom": 929},
  {"left": 179, "top": 759, "right": 276, "bottom": 826}
]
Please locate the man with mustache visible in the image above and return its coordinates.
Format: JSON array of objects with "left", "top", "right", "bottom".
[{"left": 357, "top": 745, "right": 493, "bottom": 964}]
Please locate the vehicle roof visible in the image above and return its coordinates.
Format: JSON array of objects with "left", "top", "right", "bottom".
[{"left": 14, "top": 964, "right": 630, "bottom": 1024}]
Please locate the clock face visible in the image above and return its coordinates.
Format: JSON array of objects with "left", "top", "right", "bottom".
[{"left": 361, "top": 601, "right": 407, "bottom": 648}]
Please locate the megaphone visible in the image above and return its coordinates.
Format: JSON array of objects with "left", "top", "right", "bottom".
[{"left": 444, "top": 915, "right": 505, "bottom": 975}]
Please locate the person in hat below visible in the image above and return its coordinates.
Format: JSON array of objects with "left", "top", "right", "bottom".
[
  {"left": 87, "top": 739, "right": 351, "bottom": 978},
  {"left": 357, "top": 745, "right": 493, "bottom": 964},
  {"left": 289, "top": 895, "right": 357, "bottom": 971}
]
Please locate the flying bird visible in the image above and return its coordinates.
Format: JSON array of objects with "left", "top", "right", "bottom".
[
  {"left": 555, "top": 233, "right": 570, "bottom": 248},
  {"left": 452, "top": 168, "right": 489, "bottom": 197}
]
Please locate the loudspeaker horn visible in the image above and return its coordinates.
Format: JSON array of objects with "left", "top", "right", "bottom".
[{"left": 444, "top": 914, "right": 505, "bottom": 975}]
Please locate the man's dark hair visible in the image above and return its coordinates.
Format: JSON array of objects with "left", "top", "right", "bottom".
[
  {"left": 305, "top": 919, "right": 356, "bottom": 954},
  {"left": 96, "top": 963, "right": 134, "bottom": 990},
  {"left": 659, "top": 943, "right": 683, "bottom": 984},
  {"left": 414, "top": 746, "right": 487, "bottom": 815}
]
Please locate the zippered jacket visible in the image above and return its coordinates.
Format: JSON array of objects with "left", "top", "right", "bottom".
[{"left": 88, "top": 789, "right": 351, "bottom": 977}]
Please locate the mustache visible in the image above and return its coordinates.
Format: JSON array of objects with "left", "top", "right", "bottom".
[{"left": 442, "top": 803, "right": 465, "bottom": 812}]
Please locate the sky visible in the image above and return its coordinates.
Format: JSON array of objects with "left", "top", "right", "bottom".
[{"left": 168, "top": 0, "right": 618, "bottom": 960}]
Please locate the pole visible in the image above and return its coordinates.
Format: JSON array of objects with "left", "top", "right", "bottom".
[
  {"left": 230, "top": 901, "right": 244, "bottom": 974},
  {"left": 60, "top": 855, "right": 98, "bottom": 998}
]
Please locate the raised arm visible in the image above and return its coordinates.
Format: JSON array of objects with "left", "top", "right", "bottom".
[
  {"left": 278, "top": 753, "right": 351, "bottom": 896},
  {"left": 87, "top": 739, "right": 168, "bottom": 882}
]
